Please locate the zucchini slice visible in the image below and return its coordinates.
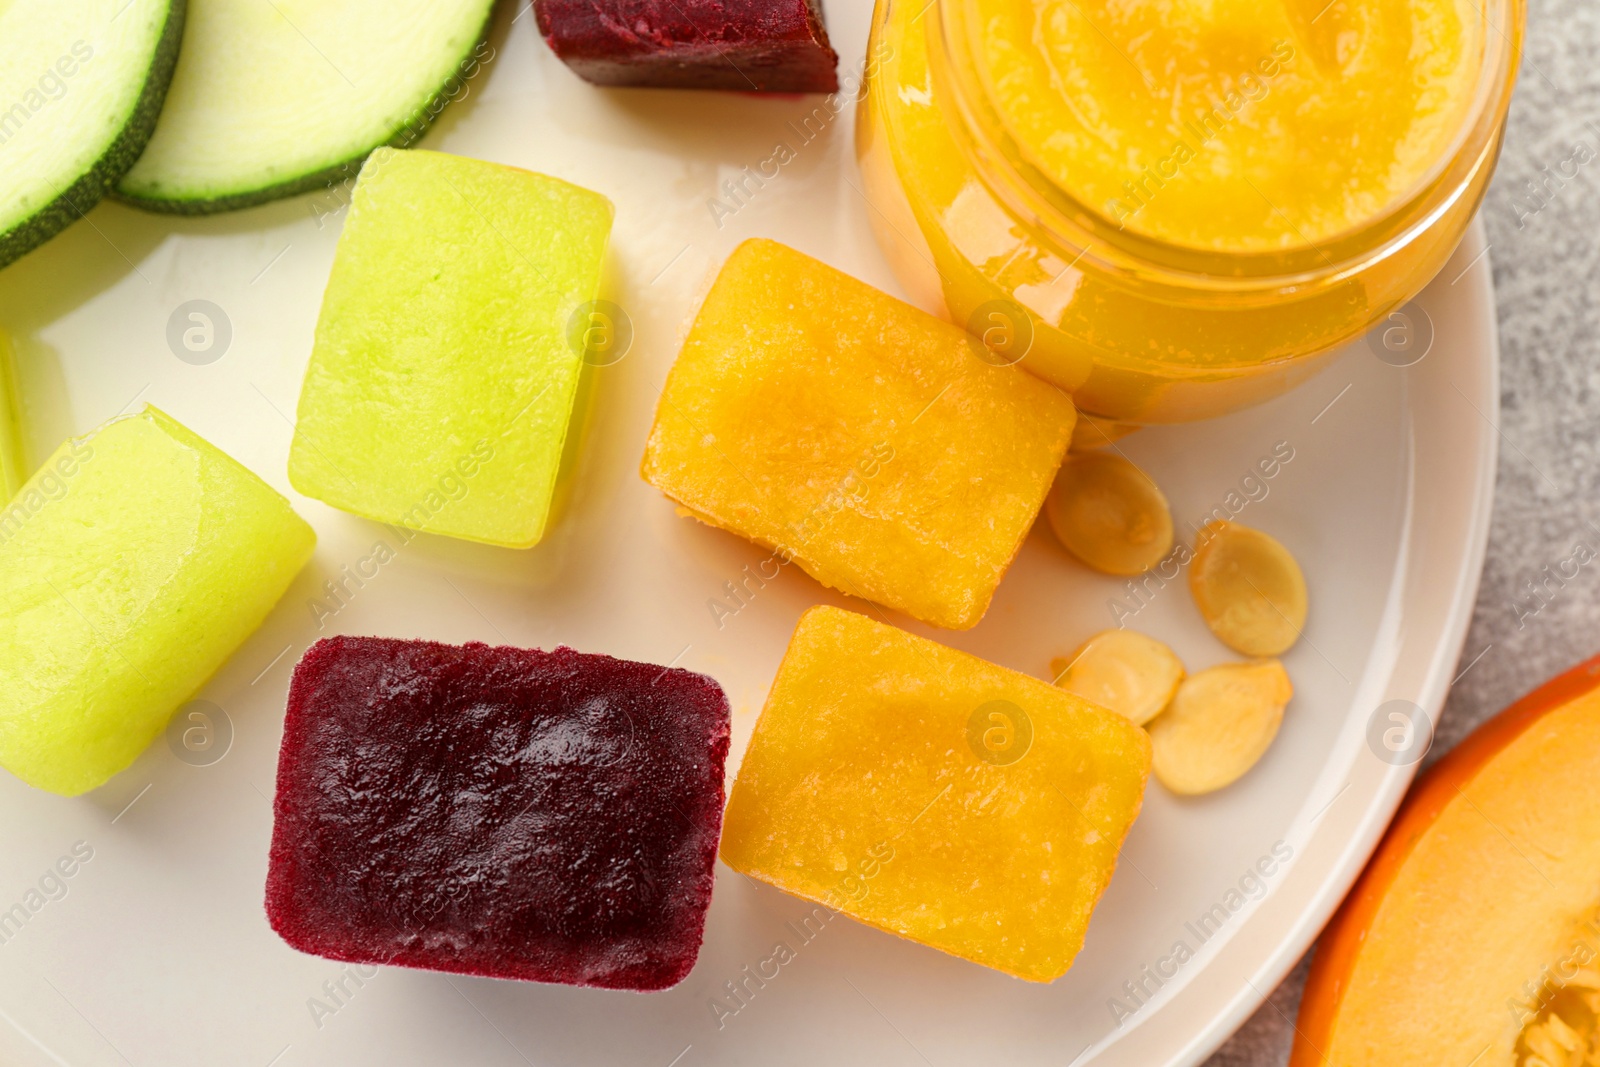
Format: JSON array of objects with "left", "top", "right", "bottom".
[
  {"left": 0, "top": 0, "right": 184, "bottom": 269},
  {"left": 117, "top": 0, "right": 497, "bottom": 214}
]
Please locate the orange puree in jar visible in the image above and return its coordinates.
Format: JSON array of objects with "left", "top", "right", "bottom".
[
  {"left": 858, "top": 0, "right": 1522, "bottom": 421},
  {"left": 976, "top": 0, "right": 1484, "bottom": 251}
]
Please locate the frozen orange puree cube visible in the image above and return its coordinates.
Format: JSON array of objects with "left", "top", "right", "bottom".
[
  {"left": 640, "top": 239, "right": 1075, "bottom": 630},
  {"left": 721, "top": 606, "right": 1151, "bottom": 981}
]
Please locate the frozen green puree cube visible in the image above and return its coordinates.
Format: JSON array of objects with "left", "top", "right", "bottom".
[
  {"left": 0, "top": 331, "right": 26, "bottom": 500},
  {"left": 0, "top": 406, "right": 315, "bottom": 796},
  {"left": 289, "top": 148, "right": 614, "bottom": 548}
]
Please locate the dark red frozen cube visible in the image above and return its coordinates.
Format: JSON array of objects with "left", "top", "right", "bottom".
[
  {"left": 535, "top": 0, "right": 839, "bottom": 93},
  {"left": 265, "top": 636, "right": 731, "bottom": 991}
]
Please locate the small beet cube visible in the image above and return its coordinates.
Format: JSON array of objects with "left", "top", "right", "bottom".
[
  {"left": 265, "top": 637, "right": 731, "bottom": 991},
  {"left": 535, "top": 0, "right": 839, "bottom": 93}
]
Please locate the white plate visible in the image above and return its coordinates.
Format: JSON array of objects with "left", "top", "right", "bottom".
[{"left": 0, "top": 3, "right": 1497, "bottom": 1064}]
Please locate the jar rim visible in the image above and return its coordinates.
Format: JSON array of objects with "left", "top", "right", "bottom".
[{"left": 926, "top": 0, "right": 1525, "bottom": 291}]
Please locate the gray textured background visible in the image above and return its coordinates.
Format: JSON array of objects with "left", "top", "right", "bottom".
[{"left": 1206, "top": 0, "right": 1600, "bottom": 1060}]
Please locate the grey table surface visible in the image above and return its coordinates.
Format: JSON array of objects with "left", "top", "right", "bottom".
[{"left": 1204, "top": 0, "right": 1600, "bottom": 1060}]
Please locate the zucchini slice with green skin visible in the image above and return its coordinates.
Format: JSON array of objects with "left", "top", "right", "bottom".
[
  {"left": 117, "top": 0, "right": 498, "bottom": 215},
  {"left": 0, "top": 0, "right": 185, "bottom": 270}
]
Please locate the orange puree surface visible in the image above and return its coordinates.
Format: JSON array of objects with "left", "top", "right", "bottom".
[{"left": 969, "top": 0, "right": 1487, "bottom": 250}]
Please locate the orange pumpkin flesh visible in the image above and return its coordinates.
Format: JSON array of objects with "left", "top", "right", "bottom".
[{"left": 1294, "top": 655, "right": 1600, "bottom": 1066}]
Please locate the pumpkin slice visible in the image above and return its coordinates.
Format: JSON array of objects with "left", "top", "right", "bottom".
[{"left": 1294, "top": 656, "right": 1600, "bottom": 1066}]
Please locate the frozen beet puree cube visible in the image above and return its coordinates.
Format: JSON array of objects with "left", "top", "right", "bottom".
[
  {"left": 641, "top": 238, "right": 1077, "bottom": 630},
  {"left": 0, "top": 406, "right": 315, "bottom": 796},
  {"left": 289, "top": 148, "right": 613, "bottom": 549},
  {"left": 535, "top": 0, "right": 839, "bottom": 93},
  {"left": 266, "top": 637, "right": 731, "bottom": 990}
]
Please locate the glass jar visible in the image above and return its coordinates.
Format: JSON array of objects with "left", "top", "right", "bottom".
[{"left": 856, "top": 0, "right": 1524, "bottom": 423}]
